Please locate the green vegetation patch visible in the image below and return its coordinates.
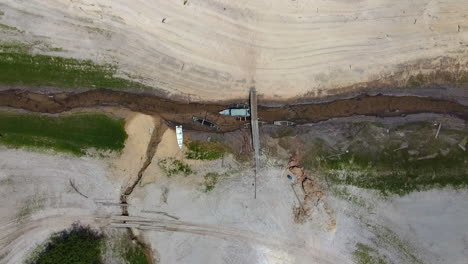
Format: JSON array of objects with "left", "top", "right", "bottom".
[
  {"left": 124, "top": 243, "right": 148, "bottom": 264},
  {"left": 353, "top": 243, "right": 387, "bottom": 264},
  {"left": 202, "top": 169, "right": 241, "bottom": 192},
  {"left": 203, "top": 172, "right": 221, "bottom": 192},
  {"left": 186, "top": 141, "right": 227, "bottom": 160},
  {"left": 28, "top": 224, "right": 104, "bottom": 264},
  {"left": 0, "top": 23, "right": 24, "bottom": 33},
  {"left": 0, "top": 41, "right": 32, "bottom": 53},
  {"left": 305, "top": 122, "right": 468, "bottom": 196},
  {"left": 158, "top": 158, "right": 192, "bottom": 177},
  {"left": 368, "top": 224, "right": 423, "bottom": 264},
  {"left": 0, "top": 112, "right": 127, "bottom": 156},
  {"left": 0, "top": 41, "right": 150, "bottom": 90},
  {"left": 107, "top": 231, "right": 150, "bottom": 264}
]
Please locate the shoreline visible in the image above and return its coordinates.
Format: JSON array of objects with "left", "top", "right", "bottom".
[{"left": 0, "top": 87, "right": 467, "bottom": 132}]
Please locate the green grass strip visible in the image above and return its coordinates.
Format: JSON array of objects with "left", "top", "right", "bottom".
[
  {"left": 353, "top": 243, "right": 387, "bottom": 264},
  {"left": 304, "top": 123, "right": 468, "bottom": 196},
  {"left": 0, "top": 112, "right": 127, "bottom": 156},
  {"left": 0, "top": 48, "right": 150, "bottom": 90},
  {"left": 185, "top": 141, "right": 226, "bottom": 160}
]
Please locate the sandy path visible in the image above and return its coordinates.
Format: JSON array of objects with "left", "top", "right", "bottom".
[
  {"left": 0, "top": 148, "right": 120, "bottom": 264},
  {"left": 0, "top": 214, "right": 105, "bottom": 264},
  {"left": 109, "top": 215, "right": 349, "bottom": 264},
  {"left": 110, "top": 112, "right": 159, "bottom": 187},
  {"left": 1, "top": 0, "right": 467, "bottom": 101}
]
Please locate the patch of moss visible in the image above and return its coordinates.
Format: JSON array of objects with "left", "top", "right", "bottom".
[
  {"left": 185, "top": 141, "right": 227, "bottom": 160},
  {"left": 158, "top": 158, "right": 192, "bottom": 177},
  {"left": 0, "top": 112, "right": 127, "bottom": 156},
  {"left": 353, "top": 243, "right": 387, "bottom": 264}
]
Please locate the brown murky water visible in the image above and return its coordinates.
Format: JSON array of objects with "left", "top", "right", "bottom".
[{"left": 0, "top": 89, "right": 467, "bottom": 132}]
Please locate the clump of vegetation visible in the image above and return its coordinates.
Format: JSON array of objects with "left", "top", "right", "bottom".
[
  {"left": 0, "top": 41, "right": 150, "bottom": 90},
  {"left": 0, "top": 112, "right": 127, "bottom": 156},
  {"left": 0, "top": 23, "right": 24, "bottom": 33},
  {"left": 27, "top": 224, "right": 104, "bottom": 264},
  {"left": 185, "top": 141, "right": 227, "bottom": 160},
  {"left": 353, "top": 243, "right": 387, "bottom": 264},
  {"left": 0, "top": 41, "right": 32, "bottom": 53},
  {"left": 305, "top": 122, "right": 468, "bottom": 196},
  {"left": 201, "top": 169, "right": 241, "bottom": 192},
  {"left": 107, "top": 231, "right": 150, "bottom": 264},
  {"left": 203, "top": 172, "right": 221, "bottom": 192},
  {"left": 124, "top": 243, "right": 148, "bottom": 264},
  {"left": 158, "top": 158, "right": 192, "bottom": 177}
]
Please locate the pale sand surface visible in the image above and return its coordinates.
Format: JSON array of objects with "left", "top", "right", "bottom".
[
  {"left": 1, "top": 0, "right": 467, "bottom": 101},
  {"left": 110, "top": 112, "right": 158, "bottom": 188}
]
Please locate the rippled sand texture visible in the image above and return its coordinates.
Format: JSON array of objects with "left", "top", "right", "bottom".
[{"left": 1, "top": 0, "right": 467, "bottom": 100}]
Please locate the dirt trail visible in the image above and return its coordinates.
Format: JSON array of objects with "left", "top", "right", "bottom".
[
  {"left": 0, "top": 89, "right": 467, "bottom": 132},
  {"left": 0, "top": 215, "right": 104, "bottom": 264},
  {"left": 108, "top": 215, "right": 349, "bottom": 264}
]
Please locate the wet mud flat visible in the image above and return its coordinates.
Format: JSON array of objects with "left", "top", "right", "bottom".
[{"left": 0, "top": 88, "right": 467, "bottom": 132}]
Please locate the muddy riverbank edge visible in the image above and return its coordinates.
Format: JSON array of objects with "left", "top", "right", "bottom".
[{"left": 0, "top": 87, "right": 467, "bottom": 132}]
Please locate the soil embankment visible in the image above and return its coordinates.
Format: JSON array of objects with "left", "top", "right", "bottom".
[{"left": 0, "top": 89, "right": 467, "bottom": 132}]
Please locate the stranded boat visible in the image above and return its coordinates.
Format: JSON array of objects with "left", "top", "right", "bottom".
[
  {"left": 219, "top": 104, "right": 250, "bottom": 120},
  {"left": 175, "top": 125, "right": 183, "bottom": 149},
  {"left": 192, "top": 116, "right": 219, "bottom": 130}
]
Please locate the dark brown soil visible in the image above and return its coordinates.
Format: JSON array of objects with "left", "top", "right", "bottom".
[{"left": 0, "top": 89, "right": 467, "bottom": 132}]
